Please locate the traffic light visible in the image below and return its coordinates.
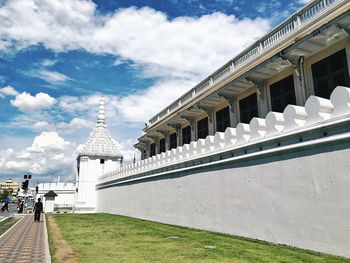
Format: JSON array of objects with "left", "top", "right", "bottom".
[
  {"left": 35, "top": 186, "right": 39, "bottom": 193},
  {"left": 21, "top": 180, "right": 29, "bottom": 190},
  {"left": 24, "top": 174, "right": 32, "bottom": 179}
]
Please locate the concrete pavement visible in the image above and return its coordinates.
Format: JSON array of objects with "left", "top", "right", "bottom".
[{"left": 0, "top": 214, "right": 51, "bottom": 263}]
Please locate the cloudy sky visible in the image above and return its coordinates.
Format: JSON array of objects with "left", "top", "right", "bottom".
[{"left": 0, "top": 0, "right": 312, "bottom": 184}]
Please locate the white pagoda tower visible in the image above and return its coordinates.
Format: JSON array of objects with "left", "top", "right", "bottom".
[{"left": 74, "top": 97, "right": 123, "bottom": 213}]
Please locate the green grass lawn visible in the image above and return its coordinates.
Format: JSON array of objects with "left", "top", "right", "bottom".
[
  {"left": 0, "top": 217, "right": 18, "bottom": 236},
  {"left": 51, "top": 213, "right": 349, "bottom": 263}
]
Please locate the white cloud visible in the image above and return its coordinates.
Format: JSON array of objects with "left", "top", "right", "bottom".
[
  {"left": 35, "top": 70, "right": 72, "bottom": 83},
  {"left": 0, "top": 0, "right": 272, "bottom": 133},
  {"left": 32, "top": 121, "right": 53, "bottom": 131},
  {"left": 41, "top": 59, "right": 57, "bottom": 67},
  {"left": 1, "top": 131, "right": 74, "bottom": 180},
  {"left": 298, "top": 0, "right": 313, "bottom": 4},
  {"left": 113, "top": 139, "right": 140, "bottom": 163},
  {"left": 111, "top": 78, "right": 197, "bottom": 122},
  {"left": 10, "top": 91, "right": 57, "bottom": 112},
  {"left": 56, "top": 78, "right": 196, "bottom": 124},
  {"left": 57, "top": 118, "right": 94, "bottom": 134},
  {"left": 0, "top": 85, "right": 18, "bottom": 97},
  {"left": 0, "top": 0, "right": 271, "bottom": 78},
  {"left": 28, "top": 131, "right": 70, "bottom": 152}
]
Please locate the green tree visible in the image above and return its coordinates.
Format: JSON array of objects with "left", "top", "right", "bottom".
[{"left": 0, "top": 189, "right": 11, "bottom": 200}]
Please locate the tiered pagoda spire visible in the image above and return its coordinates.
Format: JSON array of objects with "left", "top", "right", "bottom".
[{"left": 79, "top": 97, "right": 122, "bottom": 158}]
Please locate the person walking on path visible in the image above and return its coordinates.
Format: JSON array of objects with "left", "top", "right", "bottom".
[
  {"left": 33, "top": 198, "right": 43, "bottom": 222},
  {"left": 1, "top": 202, "right": 8, "bottom": 212}
]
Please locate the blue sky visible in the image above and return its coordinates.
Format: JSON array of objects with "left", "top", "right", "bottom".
[{"left": 0, "top": 0, "right": 310, "bottom": 184}]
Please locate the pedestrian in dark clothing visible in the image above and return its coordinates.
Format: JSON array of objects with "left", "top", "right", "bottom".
[
  {"left": 33, "top": 198, "right": 43, "bottom": 222},
  {"left": 3, "top": 202, "right": 8, "bottom": 212},
  {"left": 1, "top": 202, "right": 8, "bottom": 212}
]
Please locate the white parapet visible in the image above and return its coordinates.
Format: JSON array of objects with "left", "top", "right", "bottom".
[
  {"left": 197, "top": 139, "right": 206, "bottom": 155},
  {"left": 213, "top": 132, "right": 225, "bottom": 150},
  {"left": 224, "top": 128, "right": 237, "bottom": 147},
  {"left": 98, "top": 86, "right": 350, "bottom": 183},
  {"left": 265, "top": 112, "right": 285, "bottom": 137},
  {"left": 236, "top": 123, "right": 251, "bottom": 145},
  {"left": 205, "top": 136, "right": 215, "bottom": 153},
  {"left": 283, "top": 105, "right": 307, "bottom": 132},
  {"left": 305, "top": 96, "right": 334, "bottom": 124},
  {"left": 249, "top": 117, "right": 267, "bottom": 141},
  {"left": 330, "top": 86, "right": 350, "bottom": 118}
]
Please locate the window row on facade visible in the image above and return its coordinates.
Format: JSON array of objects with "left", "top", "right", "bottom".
[{"left": 146, "top": 48, "right": 349, "bottom": 157}]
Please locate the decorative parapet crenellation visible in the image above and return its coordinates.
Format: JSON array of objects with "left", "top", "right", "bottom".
[
  {"left": 98, "top": 86, "right": 350, "bottom": 184},
  {"left": 147, "top": 0, "right": 347, "bottom": 128}
]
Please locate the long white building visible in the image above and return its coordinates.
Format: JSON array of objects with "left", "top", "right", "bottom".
[
  {"left": 37, "top": 182, "right": 75, "bottom": 209},
  {"left": 95, "top": 0, "right": 350, "bottom": 258}
]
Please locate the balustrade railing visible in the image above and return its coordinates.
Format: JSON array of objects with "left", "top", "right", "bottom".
[
  {"left": 147, "top": 0, "right": 344, "bottom": 128},
  {"left": 212, "top": 66, "right": 232, "bottom": 84},
  {"left": 195, "top": 80, "right": 211, "bottom": 94}
]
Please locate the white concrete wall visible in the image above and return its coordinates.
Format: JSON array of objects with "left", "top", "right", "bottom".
[
  {"left": 75, "top": 156, "right": 121, "bottom": 213},
  {"left": 44, "top": 197, "right": 55, "bottom": 213},
  {"left": 97, "top": 141, "right": 350, "bottom": 258},
  {"left": 97, "top": 87, "right": 350, "bottom": 258},
  {"left": 38, "top": 183, "right": 75, "bottom": 207}
]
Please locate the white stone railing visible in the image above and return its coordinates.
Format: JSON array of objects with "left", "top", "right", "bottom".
[
  {"left": 99, "top": 86, "right": 350, "bottom": 183},
  {"left": 148, "top": 0, "right": 345, "bottom": 127}
]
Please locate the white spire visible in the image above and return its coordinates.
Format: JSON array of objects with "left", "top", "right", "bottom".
[
  {"left": 79, "top": 96, "right": 123, "bottom": 158},
  {"left": 97, "top": 96, "right": 106, "bottom": 126}
]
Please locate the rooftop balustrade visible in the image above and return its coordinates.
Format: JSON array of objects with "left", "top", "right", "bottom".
[
  {"left": 98, "top": 86, "right": 350, "bottom": 184},
  {"left": 147, "top": 0, "right": 345, "bottom": 128}
]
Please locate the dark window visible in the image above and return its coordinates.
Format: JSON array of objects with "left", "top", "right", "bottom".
[
  {"left": 216, "top": 106, "right": 230, "bottom": 132},
  {"left": 270, "top": 75, "right": 296, "bottom": 112},
  {"left": 100, "top": 159, "right": 105, "bottom": 164},
  {"left": 182, "top": 126, "right": 191, "bottom": 145},
  {"left": 170, "top": 133, "right": 177, "bottom": 149},
  {"left": 150, "top": 143, "right": 156, "bottom": 157},
  {"left": 197, "top": 117, "right": 209, "bottom": 139},
  {"left": 239, "top": 93, "right": 259, "bottom": 123},
  {"left": 159, "top": 138, "right": 166, "bottom": 153},
  {"left": 312, "top": 49, "right": 349, "bottom": 98}
]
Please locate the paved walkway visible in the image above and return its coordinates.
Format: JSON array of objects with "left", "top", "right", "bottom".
[{"left": 0, "top": 214, "right": 51, "bottom": 263}]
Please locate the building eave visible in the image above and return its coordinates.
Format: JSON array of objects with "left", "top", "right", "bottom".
[{"left": 143, "top": 0, "right": 350, "bottom": 135}]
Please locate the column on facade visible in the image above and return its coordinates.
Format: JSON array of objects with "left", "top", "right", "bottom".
[
  {"left": 208, "top": 109, "right": 215, "bottom": 135},
  {"left": 246, "top": 77, "right": 268, "bottom": 118},
  {"left": 294, "top": 56, "right": 307, "bottom": 105},
  {"left": 164, "top": 131, "right": 170, "bottom": 151},
  {"left": 279, "top": 55, "right": 307, "bottom": 106},
  {"left": 190, "top": 119, "right": 196, "bottom": 142},
  {"left": 257, "top": 81, "right": 269, "bottom": 118},
  {"left": 155, "top": 136, "right": 160, "bottom": 154},
  {"left": 176, "top": 125, "right": 181, "bottom": 147}
]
